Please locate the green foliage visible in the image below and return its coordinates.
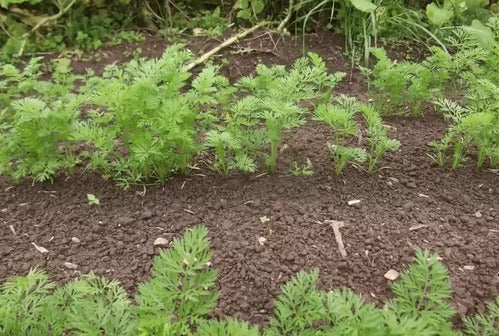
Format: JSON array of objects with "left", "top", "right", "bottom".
[
  {"left": 314, "top": 98, "right": 367, "bottom": 174},
  {"left": 0, "top": 97, "right": 80, "bottom": 182},
  {"left": 266, "top": 270, "right": 325, "bottom": 335},
  {"left": 77, "top": 46, "right": 230, "bottom": 186},
  {"left": 387, "top": 250, "right": 455, "bottom": 331},
  {"left": 427, "top": 17, "right": 498, "bottom": 169},
  {"left": 197, "top": 319, "right": 260, "bottom": 336},
  {"left": 366, "top": 47, "right": 442, "bottom": 116},
  {"left": 235, "top": 0, "right": 265, "bottom": 23},
  {"left": 206, "top": 53, "right": 344, "bottom": 174},
  {"left": 463, "top": 297, "right": 499, "bottom": 336},
  {"left": 0, "top": 269, "right": 137, "bottom": 335},
  {"left": 426, "top": 0, "right": 491, "bottom": 27},
  {"left": 360, "top": 103, "right": 400, "bottom": 171},
  {"left": 136, "top": 226, "right": 218, "bottom": 334},
  {"left": 431, "top": 95, "right": 498, "bottom": 169},
  {"left": 0, "top": 57, "right": 42, "bottom": 108},
  {"left": 289, "top": 158, "right": 314, "bottom": 176},
  {"left": 233, "top": 53, "right": 345, "bottom": 171},
  {"left": 205, "top": 129, "right": 256, "bottom": 176},
  {"left": 87, "top": 193, "right": 99, "bottom": 205},
  {"left": 0, "top": 226, "right": 498, "bottom": 335},
  {"left": 315, "top": 96, "right": 398, "bottom": 174}
]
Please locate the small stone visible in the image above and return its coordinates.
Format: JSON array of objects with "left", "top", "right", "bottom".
[
  {"left": 384, "top": 269, "right": 399, "bottom": 281},
  {"left": 259, "top": 216, "right": 270, "bottom": 223},
  {"left": 153, "top": 237, "right": 169, "bottom": 248},
  {"left": 474, "top": 211, "right": 482, "bottom": 218},
  {"left": 1, "top": 208, "right": 7, "bottom": 213},
  {"left": 116, "top": 216, "right": 135, "bottom": 226},
  {"left": 463, "top": 265, "right": 475, "bottom": 271},
  {"left": 142, "top": 210, "right": 154, "bottom": 220},
  {"left": 402, "top": 201, "right": 414, "bottom": 211},
  {"left": 71, "top": 237, "right": 81, "bottom": 243},
  {"left": 257, "top": 237, "right": 267, "bottom": 246},
  {"left": 64, "top": 262, "right": 78, "bottom": 270}
]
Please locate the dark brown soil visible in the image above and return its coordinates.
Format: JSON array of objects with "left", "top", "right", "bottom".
[{"left": 1, "top": 30, "right": 498, "bottom": 327}]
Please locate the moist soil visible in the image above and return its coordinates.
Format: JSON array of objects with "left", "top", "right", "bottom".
[{"left": 1, "top": 30, "right": 499, "bottom": 327}]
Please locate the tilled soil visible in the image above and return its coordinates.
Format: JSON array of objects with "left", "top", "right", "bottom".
[{"left": 1, "top": 31, "right": 498, "bottom": 327}]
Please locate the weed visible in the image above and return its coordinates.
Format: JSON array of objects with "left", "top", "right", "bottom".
[
  {"left": 289, "top": 158, "right": 314, "bottom": 176},
  {"left": 87, "top": 193, "right": 99, "bottom": 206}
]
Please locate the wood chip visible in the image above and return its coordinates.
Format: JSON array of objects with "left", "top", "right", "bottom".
[
  {"left": 474, "top": 211, "right": 482, "bottom": 218},
  {"left": 71, "top": 237, "right": 81, "bottom": 243},
  {"left": 409, "top": 224, "right": 428, "bottom": 231},
  {"left": 418, "top": 193, "right": 430, "bottom": 198},
  {"left": 463, "top": 265, "right": 475, "bottom": 271},
  {"left": 326, "top": 220, "right": 347, "bottom": 258},
  {"left": 347, "top": 200, "right": 361, "bottom": 206},
  {"left": 384, "top": 269, "right": 399, "bottom": 281},
  {"left": 31, "top": 242, "right": 49, "bottom": 254},
  {"left": 257, "top": 237, "right": 267, "bottom": 246},
  {"left": 9, "top": 225, "right": 16, "bottom": 236}
]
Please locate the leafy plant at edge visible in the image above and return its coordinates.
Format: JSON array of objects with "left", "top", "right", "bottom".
[
  {"left": 314, "top": 95, "right": 367, "bottom": 175},
  {"left": 0, "top": 225, "right": 498, "bottom": 335},
  {"left": 359, "top": 103, "right": 400, "bottom": 171}
]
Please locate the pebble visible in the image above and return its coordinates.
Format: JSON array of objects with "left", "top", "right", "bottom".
[
  {"left": 402, "top": 201, "right": 414, "bottom": 211},
  {"left": 116, "top": 216, "right": 135, "bottom": 226},
  {"left": 64, "top": 262, "right": 78, "bottom": 270},
  {"left": 384, "top": 269, "right": 399, "bottom": 281},
  {"left": 142, "top": 211, "right": 154, "bottom": 220},
  {"left": 71, "top": 237, "right": 81, "bottom": 243},
  {"left": 153, "top": 237, "right": 169, "bottom": 248}
]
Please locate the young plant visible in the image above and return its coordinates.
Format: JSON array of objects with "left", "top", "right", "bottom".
[
  {"left": 136, "top": 226, "right": 218, "bottom": 334},
  {"left": 226, "top": 53, "right": 345, "bottom": 172},
  {"left": 314, "top": 98, "right": 366, "bottom": 175},
  {"left": 289, "top": 158, "right": 314, "bottom": 176},
  {"left": 78, "top": 46, "right": 230, "bottom": 186},
  {"left": 87, "top": 193, "right": 99, "bottom": 206},
  {"left": 359, "top": 104, "right": 400, "bottom": 171},
  {"left": 0, "top": 97, "right": 80, "bottom": 182},
  {"left": 432, "top": 93, "right": 499, "bottom": 168},
  {"left": 387, "top": 250, "right": 455, "bottom": 331},
  {"left": 367, "top": 48, "right": 442, "bottom": 116},
  {"left": 463, "top": 297, "right": 499, "bottom": 336},
  {"left": 205, "top": 129, "right": 256, "bottom": 176}
]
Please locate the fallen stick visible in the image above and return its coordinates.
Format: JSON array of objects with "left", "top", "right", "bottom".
[
  {"left": 326, "top": 220, "right": 347, "bottom": 258},
  {"left": 183, "top": 21, "right": 270, "bottom": 72}
]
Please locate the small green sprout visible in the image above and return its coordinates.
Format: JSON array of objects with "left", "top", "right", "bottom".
[{"left": 87, "top": 193, "right": 99, "bottom": 206}]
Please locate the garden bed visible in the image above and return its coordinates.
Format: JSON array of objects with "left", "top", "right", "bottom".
[{"left": 0, "top": 31, "right": 498, "bottom": 327}]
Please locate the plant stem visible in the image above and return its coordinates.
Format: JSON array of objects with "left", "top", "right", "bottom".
[{"left": 183, "top": 21, "right": 271, "bottom": 72}]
